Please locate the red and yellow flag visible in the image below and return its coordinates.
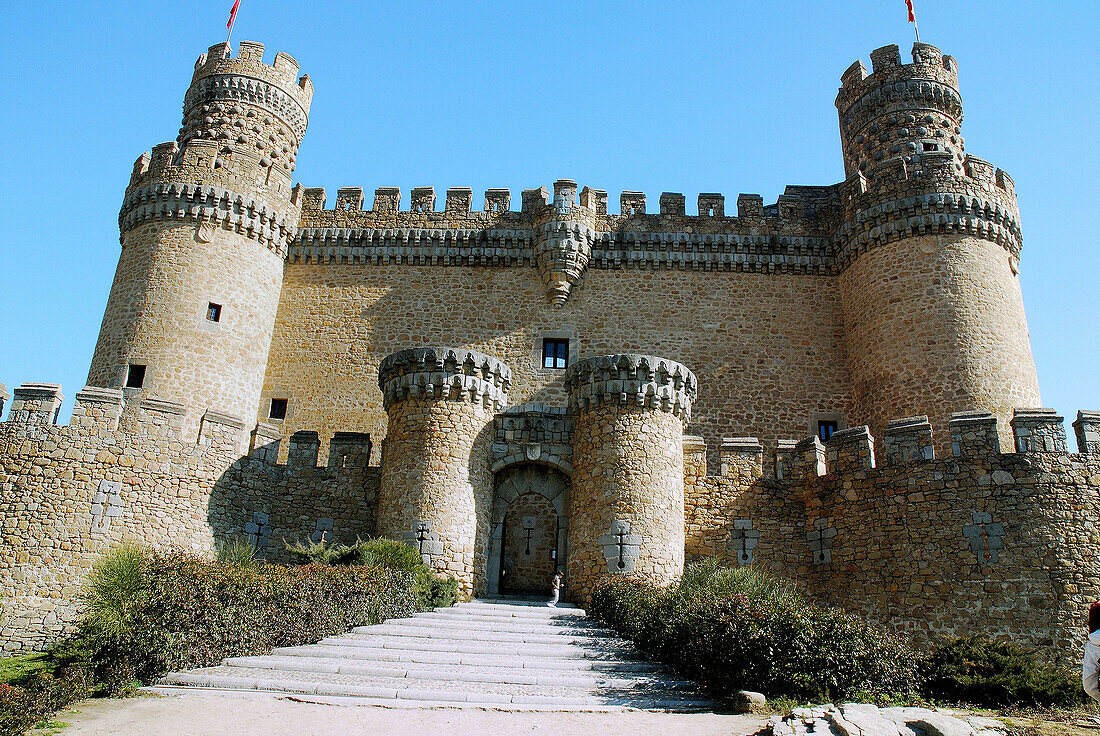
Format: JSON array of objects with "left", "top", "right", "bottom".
[
  {"left": 227, "top": 0, "right": 241, "bottom": 31},
  {"left": 906, "top": 0, "right": 916, "bottom": 23}
]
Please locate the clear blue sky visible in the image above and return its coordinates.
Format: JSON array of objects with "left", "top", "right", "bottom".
[{"left": 1, "top": 1, "right": 1096, "bottom": 435}]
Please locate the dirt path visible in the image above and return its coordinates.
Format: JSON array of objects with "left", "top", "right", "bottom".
[{"left": 50, "top": 690, "right": 769, "bottom": 736}]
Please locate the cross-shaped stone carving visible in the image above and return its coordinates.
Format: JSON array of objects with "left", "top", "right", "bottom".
[
  {"left": 728, "top": 519, "right": 760, "bottom": 565},
  {"left": 90, "top": 480, "right": 124, "bottom": 534},
  {"left": 598, "top": 520, "right": 641, "bottom": 573},
  {"left": 963, "top": 511, "right": 1003, "bottom": 565},
  {"left": 406, "top": 521, "right": 444, "bottom": 566}
]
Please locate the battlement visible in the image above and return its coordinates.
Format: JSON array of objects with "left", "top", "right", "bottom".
[
  {"left": 192, "top": 41, "right": 313, "bottom": 111},
  {"left": 685, "top": 408, "right": 1097, "bottom": 483},
  {"left": 564, "top": 354, "right": 697, "bottom": 422},
  {"left": 297, "top": 183, "right": 831, "bottom": 221},
  {"left": 377, "top": 347, "right": 511, "bottom": 411},
  {"left": 837, "top": 42, "right": 958, "bottom": 103}
]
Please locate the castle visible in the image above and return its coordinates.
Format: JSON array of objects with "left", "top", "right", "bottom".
[{"left": 3, "top": 38, "right": 1100, "bottom": 661}]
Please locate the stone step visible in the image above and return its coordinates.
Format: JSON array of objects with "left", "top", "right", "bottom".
[
  {"left": 452, "top": 602, "right": 585, "bottom": 618},
  {"left": 406, "top": 612, "right": 614, "bottom": 636},
  {"left": 319, "top": 634, "right": 640, "bottom": 659},
  {"left": 157, "top": 599, "right": 709, "bottom": 711},
  {"left": 161, "top": 669, "right": 711, "bottom": 710},
  {"left": 221, "top": 655, "right": 696, "bottom": 690},
  {"left": 269, "top": 644, "right": 664, "bottom": 673},
  {"left": 352, "top": 623, "right": 614, "bottom": 645}
]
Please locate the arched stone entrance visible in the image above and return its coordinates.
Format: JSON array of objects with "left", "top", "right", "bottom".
[{"left": 486, "top": 464, "right": 569, "bottom": 597}]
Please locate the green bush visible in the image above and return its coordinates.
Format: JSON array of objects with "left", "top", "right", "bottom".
[
  {"left": 0, "top": 668, "right": 90, "bottom": 736},
  {"left": 286, "top": 537, "right": 459, "bottom": 609},
  {"left": 56, "top": 546, "right": 419, "bottom": 695},
  {"left": 920, "top": 635, "right": 1083, "bottom": 708},
  {"left": 589, "top": 559, "right": 920, "bottom": 701},
  {"left": 216, "top": 538, "right": 261, "bottom": 568}
]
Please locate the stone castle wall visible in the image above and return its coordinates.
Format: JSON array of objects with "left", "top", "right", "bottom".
[
  {"left": 262, "top": 261, "right": 851, "bottom": 467},
  {"left": 0, "top": 384, "right": 378, "bottom": 654},
  {"left": 682, "top": 410, "right": 1100, "bottom": 663}
]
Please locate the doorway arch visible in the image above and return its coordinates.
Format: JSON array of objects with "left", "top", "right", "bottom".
[{"left": 486, "top": 464, "right": 569, "bottom": 597}]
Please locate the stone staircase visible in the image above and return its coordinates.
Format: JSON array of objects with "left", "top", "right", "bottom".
[{"left": 156, "top": 599, "right": 713, "bottom": 710}]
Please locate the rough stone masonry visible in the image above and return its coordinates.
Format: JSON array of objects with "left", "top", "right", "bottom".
[{"left": 3, "top": 38, "right": 1096, "bottom": 666}]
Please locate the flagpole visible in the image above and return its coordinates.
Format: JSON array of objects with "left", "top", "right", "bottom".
[
  {"left": 227, "top": 0, "right": 242, "bottom": 47},
  {"left": 914, "top": 20, "right": 921, "bottom": 43}
]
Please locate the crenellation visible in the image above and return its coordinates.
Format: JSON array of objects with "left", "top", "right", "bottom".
[
  {"left": 882, "top": 415, "right": 934, "bottom": 465},
  {"left": 736, "top": 194, "right": 764, "bottom": 218},
  {"left": 521, "top": 186, "right": 549, "bottom": 213},
  {"left": 825, "top": 425, "right": 875, "bottom": 474},
  {"left": 328, "top": 431, "right": 373, "bottom": 468},
  {"left": 719, "top": 437, "right": 764, "bottom": 479},
  {"left": 250, "top": 421, "right": 281, "bottom": 462},
  {"left": 791, "top": 436, "right": 826, "bottom": 480},
  {"left": 3, "top": 37, "right": 1080, "bottom": 661},
  {"left": 335, "top": 186, "right": 364, "bottom": 211},
  {"left": 445, "top": 187, "right": 473, "bottom": 213},
  {"left": 620, "top": 191, "right": 645, "bottom": 215},
  {"left": 869, "top": 44, "right": 902, "bottom": 72},
  {"left": 373, "top": 186, "right": 401, "bottom": 212},
  {"left": 410, "top": 186, "right": 435, "bottom": 213},
  {"left": 698, "top": 193, "right": 724, "bottom": 217},
  {"left": 1011, "top": 408, "right": 1068, "bottom": 454},
  {"left": 287, "top": 430, "right": 320, "bottom": 467},
  {"left": 484, "top": 188, "right": 510, "bottom": 213},
  {"left": 659, "top": 192, "right": 685, "bottom": 215},
  {"left": 579, "top": 186, "right": 607, "bottom": 214},
  {"left": 1074, "top": 411, "right": 1100, "bottom": 456},
  {"left": 71, "top": 386, "right": 125, "bottom": 432},
  {"left": 949, "top": 411, "right": 1000, "bottom": 458},
  {"left": 198, "top": 409, "right": 247, "bottom": 454},
  {"left": 8, "top": 383, "right": 64, "bottom": 426}
]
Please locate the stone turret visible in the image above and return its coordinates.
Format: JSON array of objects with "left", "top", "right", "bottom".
[
  {"left": 564, "top": 354, "right": 697, "bottom": 603},
  {"left": 834, "top": 43, "right": 1039, "bottom": 454},
  {"left": 87, "top": 41, "right": 312, "bottom": 437},
  {"left": 376, "top": 347, "right": 510, "bottom": 596}
]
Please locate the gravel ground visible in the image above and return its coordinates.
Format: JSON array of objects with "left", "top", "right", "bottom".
[{"left": 50, "top": 690, "right": 768, "bottom": 736}]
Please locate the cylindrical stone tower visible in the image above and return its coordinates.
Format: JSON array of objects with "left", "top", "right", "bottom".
[
  {"left": 564, "top": 354, "right": 697, "bottom": 603},
  {"left": 377, "top": 347, "right": 511, "bottom": 596},
  {"left": 834, "top": 43, "right": 1039, "bottom": 450},
  {"left": 87, "top": 41, "right": 313, "bottom": 433}
]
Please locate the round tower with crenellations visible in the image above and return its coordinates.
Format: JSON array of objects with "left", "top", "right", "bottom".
[
  {"left": 564, "top": 354, "right": 697, "bottom": 604},
  {"left": 87, "top": 41, "right": 313, "bottom": 435},
  {"left": 376, "top": 347, "right": 511, "bottom": 597},
  {"left": 833, "top": 42, "right": 1040, "bottom": 452}
]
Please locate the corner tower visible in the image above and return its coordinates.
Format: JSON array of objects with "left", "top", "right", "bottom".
[
  {"left": 834, "top": 43, "right": 1039, "bottom": 450},
  {"left": 88, "top": 41, "right": 312, "bottom": 432}
]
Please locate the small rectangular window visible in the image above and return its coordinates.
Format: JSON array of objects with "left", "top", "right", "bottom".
[
  {"left": 269, "top": 398, "right": 288, "bottom": 420},
  {"left": 817, "top": 420, "right": 839, "bottom": 442},
  {"left": 542, "top": 339, "right": 569, "bottom": 369},
  {"left": 125, "top": 364, "right": 146, "bottom": 389},
  {"left": 922, "top": 142, "right": 938, "bottom": 152},
  {"left": 207, "top": 303, "right": 222, "bottom": 322}
]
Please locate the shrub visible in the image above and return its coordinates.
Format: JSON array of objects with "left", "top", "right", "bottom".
[
  {"left": 216, "top": 538, "right": 261, "bottom": 568},
  {"left": 920, "top": 636, "right": 1083, "bottom": 708},
  {"left": 57, "top": 547, "right": 419, "bottom": 695},
  {"left": 589, "top": 559, "right": 920, "bottom": 701},
  {"left": 286, "top": 537, "right": 459, "bottom": 609},
  {"left": 0, "top": 668, "right": 90, "bottom": 736}
]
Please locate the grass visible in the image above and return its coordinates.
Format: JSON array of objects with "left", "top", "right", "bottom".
[{"left": 0, "top": 653, "right": 55, "bottom": 685}]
